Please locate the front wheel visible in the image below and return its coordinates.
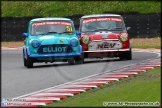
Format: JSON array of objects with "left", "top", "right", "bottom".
[
  {"left": 75, "top": 53, "right": 84, "bottom": 64},
  {"left": 119, "top": 54, "right": 125, "bottom": 60},
  {"left": 125, "top": 48, "right": 132, "bottom": 60},
  {"left": 68, "top": 58, "right": 75, "bottom": 65},
  {"left": 119, "top": 48, "right": 132, "bottom": 60},
  {"left": 26, "top": 52, "right": 33, "bottom": 68}
]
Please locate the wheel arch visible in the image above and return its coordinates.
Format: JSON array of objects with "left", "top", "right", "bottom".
[
  {"left": 23, "top": 47, "right": 27, "bottom": 58},
  {"left": 24, "top": 47, "right": 30, "bottom": 57},
  {"left": 129, "top": 40, "right": 132, "bottom": 48},
  {"left": 79, "top": 45, "right": 82, "bottom": 53}
]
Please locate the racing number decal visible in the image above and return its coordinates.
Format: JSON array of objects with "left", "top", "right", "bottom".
[{"left": 66, "top": 26, "right": 72, "bottom": 31}]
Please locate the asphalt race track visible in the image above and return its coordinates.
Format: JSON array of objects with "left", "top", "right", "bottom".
[{"left": 2, "top": 50, "right": 158, "bottom": 98}]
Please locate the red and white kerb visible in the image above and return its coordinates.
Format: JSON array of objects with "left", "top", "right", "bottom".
[
  {"left": 82, "top": 18, "right": 122, "bottom": 24},
  {"left": 32, "top": 22, "right": 72, "bottom": 26}
]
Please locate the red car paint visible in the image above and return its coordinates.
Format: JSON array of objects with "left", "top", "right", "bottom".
[
  {"left": 79, "top": 14, "right": 131, "bottom": 58},
  {"left": 80, "top": 33, "right": 130, "bottom": 57}
]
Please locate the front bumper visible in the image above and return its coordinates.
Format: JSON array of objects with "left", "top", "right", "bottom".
[
  {"left": 29, "top": 53, "right": 81, "bottom": 58},
  {"left": 83, "top": 48, "right": 130, "bottom": 58},
  {"left": 83, "top": 48, "right": 130, "bottom": 52}
]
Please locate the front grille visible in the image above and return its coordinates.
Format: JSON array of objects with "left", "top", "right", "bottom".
[{"left": 38, "top": 44, "right": 72, "bottom": 54}]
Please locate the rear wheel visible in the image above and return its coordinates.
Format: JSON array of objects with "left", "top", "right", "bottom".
[{"left": 26, "top": 52, "right": 33, "bottom": 68}]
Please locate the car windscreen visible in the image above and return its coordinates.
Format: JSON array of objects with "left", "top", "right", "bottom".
[
  {"left": 30, "top": 21, "right": 74, "bottom": 35},
  {"left": 81, "top": 17, "right": 124, "bottom": 32}
]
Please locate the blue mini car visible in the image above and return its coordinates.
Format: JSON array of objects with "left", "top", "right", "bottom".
[{"left": 22, "top": 17, "right": 83, "bottom": 68}]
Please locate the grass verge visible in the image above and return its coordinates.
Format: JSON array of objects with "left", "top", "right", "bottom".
[
  {"left": 45, "top": 67, "right": 161, "bottom": 107},
  {"left": 132, "top": 46, "right": 161, "bottom": 49},
  {"left": 2, "top": 1, "right": 160, "bottom": 17}
]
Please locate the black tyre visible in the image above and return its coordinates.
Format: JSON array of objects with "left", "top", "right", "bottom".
[
  {"left": 119, "top": 48, "right": 132, "bottom": 60},
  {"left": 68, "top": 58, "right": 75, "bottom": 65},
  {"left": 119, "top": 54, "right": 125, "bottom": 60},
  {"left": 125, "top": 48, "right": 132, "bottom": 60},
  {"left": 26, "top": 51, "right": 33, "bottom": 68},
  {"left": 23, "top": 50, "right": 27, "bottom": 67},
  {"left": 75, "top": 53, "right": 84, "bottom": 64}
]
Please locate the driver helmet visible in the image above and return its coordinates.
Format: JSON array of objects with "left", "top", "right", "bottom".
[
  {"left": 84, "top": 22, "right": 96, "bottom": 31},
  {"left": 35, "top": 26, "right": 46, "bottom": 34}
]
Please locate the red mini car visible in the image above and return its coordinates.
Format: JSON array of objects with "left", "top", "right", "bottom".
[{"left": 77, "top": 14, "right": 132, "bottom": 62}]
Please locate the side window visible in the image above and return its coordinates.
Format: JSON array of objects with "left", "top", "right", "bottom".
[{"left": 121, "top": 18, "right": 126, "bottom": 28}]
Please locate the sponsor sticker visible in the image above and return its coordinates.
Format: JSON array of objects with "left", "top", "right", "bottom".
[
  {"left": 83, "top": 18, "right": 122, "bottom": 24},
  {"left": 32, "top": 22, "right": 72, "bottom": 26},
  {"left": 96, "top": 42, "right": 116, "bottom": 50},
  {"left": 60, "top": 39, "right": 64, "bottom": 42},
  {"left": 43, "top": 47, "right": 67, "bottom": 53}
]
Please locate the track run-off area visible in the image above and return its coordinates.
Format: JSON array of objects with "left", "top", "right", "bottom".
[{"left": 1, "top": 48, "right": 161, "bottom": 107}]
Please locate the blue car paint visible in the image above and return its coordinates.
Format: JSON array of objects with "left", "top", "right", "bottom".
[
  {"left": 79, "top": 45, "right": 82, "bottom": 53},
  {"left": 23, "top": 47, "right": 26, "bottom": 58},
  {"left": 26, "top": 47, "right": 30, "bottom": 56},
  {"left": 29, "top": 53, "right": 81, "bottom": 58},
  {"left": 23, "top": 47, "right": 30, "bottom": 59},
  {"left": 23, "top": 17, "right": 82, "bottom": 62}
]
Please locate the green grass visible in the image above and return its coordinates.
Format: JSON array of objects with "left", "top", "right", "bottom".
[
  {"left": 2, "top": 1, "right": 161, "bottom": 17},
  {"left": 44, "top": 67, "right": 161, "bottom": 107},
  {"left": 132, "top": 46, "right": 161, "bottom": 49}
]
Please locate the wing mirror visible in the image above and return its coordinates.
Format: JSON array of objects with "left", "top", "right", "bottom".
[
  {"left": 76, "top": 31, "right": 81, "bottom": 36},
  {"left": 126, "top": 27, "right": 131, "bottom": 30},
  {"left": 22, "top": 33, "right": 28, "bottom": 37}
]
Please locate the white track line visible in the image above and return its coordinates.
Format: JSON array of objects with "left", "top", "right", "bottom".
[
  {"left": 45, "top": 88, "right": 86, "bottom": 92},
  {"left": 32, "top": 93, "right": 74, "bottom": 96}
]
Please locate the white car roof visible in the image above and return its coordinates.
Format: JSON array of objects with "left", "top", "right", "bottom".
[
  {"left": 81, "top": 14, "right": 121, "bottom": 19},
  {"left": 31, "top": 17, "right": 72, "bottom": 22}
]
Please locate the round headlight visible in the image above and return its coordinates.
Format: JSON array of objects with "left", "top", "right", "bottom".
[
  {"left": 120, "top": 33, "right": 128, "bottom": 42},
  {"left": 31, "top": 40, "right": 40, "bottom": 48},
  {"left": 70, "top": 39, "right": 78, "bottom": 47},
  {"left": 82, "top": 36, "right": 89, "bottom": 44}
]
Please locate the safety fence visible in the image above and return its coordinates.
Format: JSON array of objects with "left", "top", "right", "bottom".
[{"left": 1, "top": 12, "right": 161, "bottom": 41}]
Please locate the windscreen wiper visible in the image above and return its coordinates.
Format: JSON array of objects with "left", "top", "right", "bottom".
[
  {"left": 82, "top": 30, "right": 95, "bottom": 32},
  {"left": 82, "top": 29, "right": 109, "bottom": 32},
  {"left": 92, "top": 28, "right": 110, "bottom": 31},
  {"left": 110, "top": 27, "right": 123, "bottom": 30},
  {"left": 38, "top": 32, "right": 58, "bottom": 35},
  {"left": 46, "top": 31, "right": 58, "bottom": 34},
  {"left": 59, "top": 31, "right": 73, "bottom": 34}
]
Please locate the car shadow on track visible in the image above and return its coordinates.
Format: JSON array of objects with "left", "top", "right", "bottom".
[{"left": 31, "top": 58, "right": 121, "bottom": 68}]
